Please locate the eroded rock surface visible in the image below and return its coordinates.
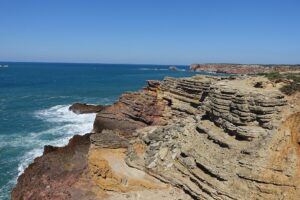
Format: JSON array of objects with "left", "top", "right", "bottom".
[
  {"left": 11, "top": 134, "right": 92, "bottom": 200},
  {"left": 126, "top": 76, "right": 299, "bottom": 200},
  {"left": 69, "top": 103, "right": 108, "bottom": 114},
  {"left": 13, "top": 75, "right": 300, "bottom": 200},
  {"left": 93, "top": 87, "right": 167, "bottom": 136}
]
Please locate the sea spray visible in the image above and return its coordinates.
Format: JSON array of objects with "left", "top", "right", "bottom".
[{"left": 17, "top": 105, "right": 96, "bottom": 175}]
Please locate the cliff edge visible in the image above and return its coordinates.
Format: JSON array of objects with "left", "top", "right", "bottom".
[{"left": 12, "top": 75, "right": 300, "bottom": 200}]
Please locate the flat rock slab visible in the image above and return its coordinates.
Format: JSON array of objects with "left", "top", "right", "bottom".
[{"left": 90, "top": 130, "right": 129, "bottom": 148}]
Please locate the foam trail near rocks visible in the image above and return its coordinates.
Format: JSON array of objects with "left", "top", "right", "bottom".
[
  {"left": 17, "top": 105, "right": 95, "bottom": 176},
  {"left": 139, "top": 68, "right": 169, "bottom": 71}
]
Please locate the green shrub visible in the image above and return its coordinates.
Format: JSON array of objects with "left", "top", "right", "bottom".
[
  {"left": 259, "top": 72, "right": 300, "bottom": 95},
  {"left": 262, "top": 72, "right": 282, "bottom": 80},
  {"left": 285, "top": 74, "right": 300, "bottom": 82},
  {"left": 280, "top": 82, "right": 300, "bottom": 95}
]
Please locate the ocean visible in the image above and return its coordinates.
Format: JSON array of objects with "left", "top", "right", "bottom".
[{"left": 0, "top": 62, "right": 206, "bottom": 199}]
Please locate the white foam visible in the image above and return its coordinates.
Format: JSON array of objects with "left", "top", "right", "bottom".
[
  {"left": 139, "top": 67, "right": 188, "bottom": 71},
  {"left": 16, "top": 105, "right": 95, "bottom": 176},
  {"left": 139, "top": 67, "right": 168, "bottom": 71}
]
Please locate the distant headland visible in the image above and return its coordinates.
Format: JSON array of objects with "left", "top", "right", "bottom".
[{"left": 190, "top": 63, "right": 300, "bottom": 74}]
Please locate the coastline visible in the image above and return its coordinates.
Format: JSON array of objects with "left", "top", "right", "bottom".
[
  {"left": 0, "top": 62, "right": 202, "bottom": 200},
  {"left": 12, "top": 73, "right": 300, "bottom": 200}
]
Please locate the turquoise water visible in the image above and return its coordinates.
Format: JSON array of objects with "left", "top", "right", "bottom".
[{"left": 0, "top": 62, "right": 204, "bottom": 199}]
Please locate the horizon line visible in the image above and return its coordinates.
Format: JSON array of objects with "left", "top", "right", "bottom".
[
  {"left": 0, "top": 60, "right": 187, "bottom": 66},
  {"left": 0, "top": 60, "right": 300, "bottom": 66}
]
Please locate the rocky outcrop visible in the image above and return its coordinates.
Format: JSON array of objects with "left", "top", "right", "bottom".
[
  {"left": 90, "top": 129, "right": 129, "bottom": 148},
  {"left": 203, "top": 81, "right": 287, "bottom": 139},
  {"left": 69, "top": 103, "right": 108, "bottom": 114},
  {"left": 190, "top": 63, "right": 300, "bottom": 74},
  {"left": 159, "top": 76, "right": 216, "bottom": 114},
  {"left": 11, "top": 134, "right": 92, "bottom": 200},
  {"left": 125, "top": 76, "right": 300, "bottom": 200},
  {"left": 13, "top": 75, "right": 300, "bottom": 200},
  {"left": 93, "top": 88, "right": 167, "bottom": 136}
]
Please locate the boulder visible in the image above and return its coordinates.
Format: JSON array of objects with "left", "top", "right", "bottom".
[{"left": 69, "top": 103, "right": 108, "bottom": 114}]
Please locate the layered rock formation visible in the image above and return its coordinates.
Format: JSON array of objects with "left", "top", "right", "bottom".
[
  {"left": 190, "top": 63, "right": 300, "bottom": 74},
  {"left": 93, "top": 88, "right": 167, "bottom": 136},
  {"left": 13, "top": 75, "right": 300, "bottom": 200},
  {"left": 127, "top": 76, "right": 299, "bottom": 200}
]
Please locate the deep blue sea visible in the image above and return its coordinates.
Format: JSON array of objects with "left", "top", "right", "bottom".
[{"left": 0, "top": 62, "right": 206, "bottom": 199}]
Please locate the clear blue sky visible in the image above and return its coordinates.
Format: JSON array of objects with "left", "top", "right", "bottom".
[{"left": 0, "top": 0, "right": 299, "bottom": 65}]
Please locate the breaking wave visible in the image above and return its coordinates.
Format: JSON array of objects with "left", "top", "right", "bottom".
[
  {"left": 0, "top": 104, "right": 96, "bottom": 199},
  {"left": 17, "top": 105, "right": 95, "bottom": 175}
]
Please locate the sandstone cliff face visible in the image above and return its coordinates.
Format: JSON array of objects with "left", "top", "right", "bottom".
[
  {"left": 93, "top": 88, "right": 167, "bottom": 136},
  {"left": 126, "top": 76, "right": 300, "bottom": 200},
  {"left": 12, "top": 75, "right": 300, "bottom": 200}
]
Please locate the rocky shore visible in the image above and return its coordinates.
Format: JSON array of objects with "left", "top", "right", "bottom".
[
  {"left": 69, "top": 103, "right": 108, "bottom": 114},
  {"left": 190, "top": 63, "right": 300, "bottom": 74},
  {"left": 12, "top": 74, "right": 300, "bottom": 200}
]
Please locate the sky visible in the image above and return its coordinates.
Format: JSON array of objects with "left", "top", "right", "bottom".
[{"left": 0, "top": 0, "right": 299, "bottom": 65}]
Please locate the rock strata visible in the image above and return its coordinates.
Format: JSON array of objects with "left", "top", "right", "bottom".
[
  {"left": 13, "top": 75, "right": 300, "bottom": 200},
  {"left": 126, "top": 76, "right": 299, "bottom": 200},
  {"left": 90, "top": 129, "right": 129, "bottom": 148},
  {"left": 93, "top": 88, "right": 167, "bottom": 136}
]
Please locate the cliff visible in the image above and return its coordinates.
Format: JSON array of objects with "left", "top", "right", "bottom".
[
  {"left": 12, "top": 75, "right": 300, "bottom": 200},
  {"left": 190, "top": 63, "right": 300, "bottom": 74}
]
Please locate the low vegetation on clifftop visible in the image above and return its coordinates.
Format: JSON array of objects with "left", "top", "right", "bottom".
[
  {"left": 259, "top": 72, "right": 300, "bottom": 95},
  {"left": 190, "top": 63, "right": 300, "bottom": 74}
]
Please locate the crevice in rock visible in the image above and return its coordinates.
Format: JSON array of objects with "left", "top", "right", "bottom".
[
  {"left": 200, "top": 92, "right": 209, "bottom": 102},
  {"left": 195, "top": 162, "right": 226, "bottom": 182}
]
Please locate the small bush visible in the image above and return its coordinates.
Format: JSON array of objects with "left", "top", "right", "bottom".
[
  {"left": 262, "top": 72, "right": 282, "bottom": 80},
  {"left": 285, "top": 74, "right": 300, "bottom": 82},
  {"left": 280, "top": 82, "right": 300, "bottom": 95},
  {"left": 259, "top": 72, "right": 300, "bottom": 95}
]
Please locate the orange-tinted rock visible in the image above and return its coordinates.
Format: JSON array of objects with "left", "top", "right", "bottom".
[
  {"left": 69, "top": 103, "right": 108, "bottom": 114},
  {"left": 11, "top": 134, "right": 91, "bottom": 200},
  {"left": 88, "top": 146, "right": 166, "bottom": 193},
  {"left": 93, "top": 88, "right": 167, "bottom": 136}
]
